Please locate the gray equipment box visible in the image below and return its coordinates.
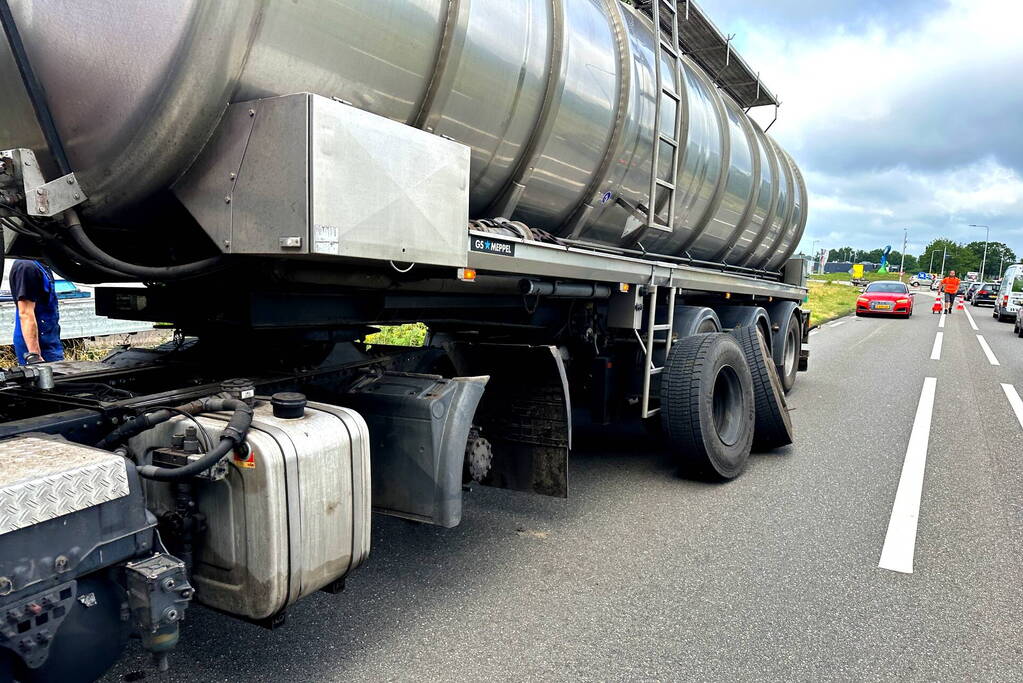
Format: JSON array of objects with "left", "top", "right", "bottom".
[
  {"left": 132, "top": 400, "right": 371, "bottom": 621},
  {"left": 174, "top": 93, "right": 471, "bottom": 268},
  {"left": 607, "top": 289, "right": 644, "bottom": 329}
]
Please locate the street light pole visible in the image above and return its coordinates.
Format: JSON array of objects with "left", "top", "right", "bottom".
[
  {"left": 899, "top": 228, "right": 908, "bottom": 282},
  {"left": 940, "top": 245, "right": 947, "bottom": 275},
  {"left": 810, "top": 239, "right": 819, "bottom": 274},
  {"left": 928, "top": 250, "right": 936, "bottom": 273},
  {"left": 969, "top": 224, "right": 990, "bottom": 280}
]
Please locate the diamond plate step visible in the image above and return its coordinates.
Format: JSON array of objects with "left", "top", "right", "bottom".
[{"left": 0, "top": 437, "right": 129, "bottom": 535}]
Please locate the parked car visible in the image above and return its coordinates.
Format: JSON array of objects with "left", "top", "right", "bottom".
[
  {"left": 909, "top": 274, "right": 934, "bottom": 288},
  {"left": 0, "top": 279, "right": 90, "bottom": 302},
  {"left": 965, "top": 282, "right": 983, "bottom": 301},
  {"left": 856, "top": 281, "right": 914, "bottom": 317},
  {"left": 971, "top": 282, "right": 997, "bottom": 306},
  {"left": 994, "top": 265, "right": 1023, "bottom": 322}
]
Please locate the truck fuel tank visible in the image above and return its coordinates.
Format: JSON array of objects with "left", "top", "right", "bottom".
[{"left": 131, "top": 397, "right": 371, "bottom": 622}]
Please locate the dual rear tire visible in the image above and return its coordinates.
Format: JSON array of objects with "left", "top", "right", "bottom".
[{"left": 659, "top": 328, "right": 793, "bottom": 481}]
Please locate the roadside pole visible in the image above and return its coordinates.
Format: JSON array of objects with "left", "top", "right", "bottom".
[
  {"left": 940, "top": 246, "right": 947, "bottom": 275},
  {"left": 969, "top": 224, "right": 990, "bottom": 281},
  {"left": 899, "top": 228, "right": 907, "bottom": 282}
]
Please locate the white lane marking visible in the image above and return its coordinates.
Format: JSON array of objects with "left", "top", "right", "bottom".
[
  {"left": 879, "top": 377, "right": 937, "bottom": 574},
  {"left": 938, "top": 313, "right": 945, "bottom": 328},
  {"left": 962, "top": 306, "right": 979, "bottom": 331},
  {"left": 929, "top": 332, "right": 943, "bottom": 360},
  {"left": 810, "top": 329, "right": 819, "bottom": 336},
  {"left": 1001, "top": 384, "right": 1023, "bottom": 430},
  {"left": 977, "top": 335, "right": 1000, "bottom": 366},
  {"left": 831, "top": 320, "right": 846, "bottom": 327}
]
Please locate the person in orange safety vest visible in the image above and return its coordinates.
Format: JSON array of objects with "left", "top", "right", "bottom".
[{"left": 939, "top": 270, "right": 960, "bottom": 314}]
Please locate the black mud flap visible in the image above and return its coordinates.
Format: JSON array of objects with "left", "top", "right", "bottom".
[
  {"left": 447, "top": 343, "right": 571, "bottom": 498},
  {"left": 344, "top": 372, "right": 487, "bottom": 528},
  {"left": 799, "top": 308, "right": 810, "bottom": 371}
]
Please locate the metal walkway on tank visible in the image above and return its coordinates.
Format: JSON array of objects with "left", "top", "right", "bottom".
[{"left": 633, "top": 0, "right": 781, "bottom": 110}]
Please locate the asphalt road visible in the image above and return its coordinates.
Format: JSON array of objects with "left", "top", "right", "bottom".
[{"left": 102, "top": 291, "right": 1023, "bottom": 682}]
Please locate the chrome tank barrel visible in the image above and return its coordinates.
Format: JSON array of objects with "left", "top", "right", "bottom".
[{"left": 0, "top": 0, "right": 806, "bottom": 271}]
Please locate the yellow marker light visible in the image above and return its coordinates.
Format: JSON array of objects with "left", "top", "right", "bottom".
[
  {"left": 619, "top": 283, "right": 630, "bottom": 293},
  {"left": 457, "top": 268, "right": 477, "bottom": 282}
]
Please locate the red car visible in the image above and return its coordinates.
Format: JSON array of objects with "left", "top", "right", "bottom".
[{"left": 856, "top": 281, "right": 914, "bottom": 317}]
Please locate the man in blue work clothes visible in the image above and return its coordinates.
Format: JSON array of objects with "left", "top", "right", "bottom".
[{"left": 10, "top": 259, "right": 63, "bottom": 364}]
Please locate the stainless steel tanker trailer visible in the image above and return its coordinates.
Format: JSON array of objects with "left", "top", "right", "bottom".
[{"left": 0, "top": 0, "right": 808, "bottom": 680}]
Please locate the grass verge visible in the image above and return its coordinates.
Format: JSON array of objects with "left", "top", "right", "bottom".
[
  {"left": 364, "top": 323, "right": 427, "bottom": 346},
  {"left": 806, "top": 281, "right": 860, "bottom": 327}
]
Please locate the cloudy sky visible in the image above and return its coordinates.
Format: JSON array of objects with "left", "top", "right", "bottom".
[{"left": 699, "top": 0, "right": 1023, "bottom": 259}]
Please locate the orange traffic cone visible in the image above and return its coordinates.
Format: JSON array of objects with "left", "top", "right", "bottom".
[
  {"left": 932, "top": 297, "right": 942, "bottom": 314},
  {"left": 956, "top": 298, "right": 964, "bottom": 311}
]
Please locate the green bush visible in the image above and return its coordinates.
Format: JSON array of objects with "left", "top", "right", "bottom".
[{"left": 364, "top": 323, "right": 428, "bottom": 347}]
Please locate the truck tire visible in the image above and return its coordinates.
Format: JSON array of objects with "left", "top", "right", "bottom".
[
  {"left": 730, "top": 325, "right": 793, "bottom": 450},
  {"left": 775, "top": 310, "right": 802, "bottom": 393},
  {"left": 660, "top": 333, "right": 754, "bottom": 480}
]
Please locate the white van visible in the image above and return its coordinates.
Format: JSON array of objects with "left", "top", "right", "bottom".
[{"left": 994, "top": 264, "right": 1023, "bottom": 321}]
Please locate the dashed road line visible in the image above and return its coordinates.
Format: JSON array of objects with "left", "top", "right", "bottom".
[
  {"left": 977, "top": 335, "right": 1000, "bottom": 366},
  {"left": 962, "top": 306, "right": 979, "bottom": 330},
  {"left": 938, "top": 313, "right": 945, "bottom": 328},
  {"left": 879, "top": 377, "right": 937, "bottom": 574},
  {"left": 831, "top": 320, "right": 846, "bottom": 327},
  {"left": 1001, "top": 384, "right": 1023, "bottom": 430},
  {"left": 930, "top": 332, "right": 943, "bottom": 360}
]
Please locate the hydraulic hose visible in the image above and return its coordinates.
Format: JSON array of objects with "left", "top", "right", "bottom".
[
  {"left": 96, "top": 399, "right": 206, "bottom": 450},
  {"left": 0, "top": 201, "right": 208, "bottom": 281},
  {"left": 135, "top": 397, "right": 253, "bottom": 482},
  {"left": 62, "top": 209, "right": 225, "bottom": 280}
]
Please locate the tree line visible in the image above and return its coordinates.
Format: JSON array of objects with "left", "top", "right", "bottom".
[{"left": 822, "top": 240, "right": 1017, "bottom": 280}]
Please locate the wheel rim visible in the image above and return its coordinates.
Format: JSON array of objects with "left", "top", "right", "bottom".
[
  {"left": 783, "top": 324, "right": 799, "bottom": 377},
  {"left": 712, "top": 364, "right": 743, "bottom": 446}
]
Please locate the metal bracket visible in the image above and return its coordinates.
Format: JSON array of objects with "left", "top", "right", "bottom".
[
  {"left": 0, "top": 148, "right": 87, "bottom": 217},
  {"left": 29, "top": 172, "right": 86, "bottom": 217},
  {"left": 764, "top": 102, "right": 781, "bottom": 132}
]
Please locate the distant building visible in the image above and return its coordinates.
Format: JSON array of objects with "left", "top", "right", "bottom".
[{"left": 823, "top": 261, "right": 878, "bottom": 274}]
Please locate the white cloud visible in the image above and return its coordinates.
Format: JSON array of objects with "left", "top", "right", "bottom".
[
  {"left": 699, "top": 0, "right": 1023, "bottom": 255},
  {"left": 932, "top": 162, "right": 1023, "bottom": 215}
]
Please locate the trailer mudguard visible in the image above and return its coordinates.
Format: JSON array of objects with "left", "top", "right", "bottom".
[
  {"left": 714, "top": 306, "right": 772, "bottom": 351},
  {"left": 446, "top": 343, "right": 571, "bottom": 498}
]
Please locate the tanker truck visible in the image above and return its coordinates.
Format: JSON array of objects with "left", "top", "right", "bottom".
[{"left": 0, "top": 0, "right": 808, "bottom": 680}]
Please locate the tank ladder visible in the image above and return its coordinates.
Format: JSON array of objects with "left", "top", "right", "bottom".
[
  {"left": 639, "top": 0, "right": 684, "bottom": 239},
  {"left": 636, "top": 285, "right": 678, "bottom": 418}
]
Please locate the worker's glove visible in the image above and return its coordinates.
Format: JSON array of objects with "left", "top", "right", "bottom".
[{"left": 23, "top": 352, "right": 43, "bottom": 365}]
